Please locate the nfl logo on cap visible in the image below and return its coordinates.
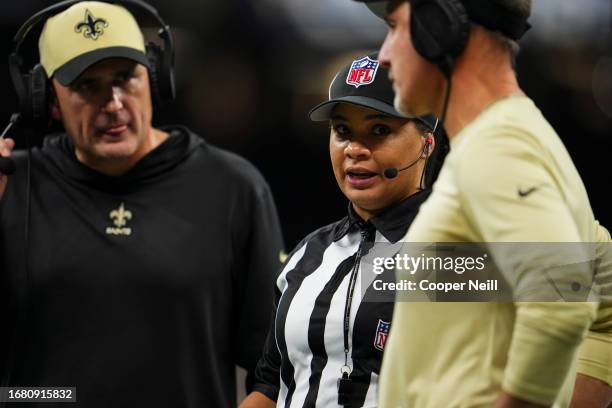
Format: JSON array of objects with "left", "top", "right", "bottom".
[{"left": 346, "top": 56, "right": 379, "bottom": 88}]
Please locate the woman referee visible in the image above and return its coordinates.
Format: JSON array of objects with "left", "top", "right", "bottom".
[{"left": 240, "top": 54, "right": 448, "bottom": 408}]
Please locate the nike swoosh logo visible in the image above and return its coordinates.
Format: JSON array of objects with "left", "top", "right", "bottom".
[{"left": 518, "top": 184, "right": 545, "bottom": 197}]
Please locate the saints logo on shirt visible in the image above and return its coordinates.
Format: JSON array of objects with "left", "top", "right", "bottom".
[{"left": 106, "top": 203, "right": 132, "bottom": 236}]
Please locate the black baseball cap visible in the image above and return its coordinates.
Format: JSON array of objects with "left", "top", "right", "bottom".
[
  {"left": 308, "top": 53, "right": 437, "bottom": 131},
  {"left": 39, "top": 2, "right": 150, "bottom": 86}
]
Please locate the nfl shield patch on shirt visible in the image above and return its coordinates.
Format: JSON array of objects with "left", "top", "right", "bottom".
[{"left": 374, "top": 319, "right": 390, "bottom": 351}]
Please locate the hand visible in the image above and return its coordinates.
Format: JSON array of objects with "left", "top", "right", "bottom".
[
  {"left": 0, "top": 137, "right": 15, "bottom": 200},
  {"left": 238, "top": 391, "right": 276, "bottom": 408},
  {"left": 570, "top": 373, "right": 612, "bottom": 408},
  {"left": 494, "top": 391, "right": 549, "bottom": 408}
]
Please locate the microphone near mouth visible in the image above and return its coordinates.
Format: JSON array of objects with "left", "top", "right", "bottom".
[
  {"left": 0, "top": 113, "right": 21, "bottom": 175},
  {"left": 383, "top": 136, "right": 433, "bottom": 179}
]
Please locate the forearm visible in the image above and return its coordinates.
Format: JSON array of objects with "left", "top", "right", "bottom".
[
  {"left": 239, "top": 391, "right": 276, "bottom": 408},
  {"left": 494, "top": 391, "right": 548, "bottom": 408},
  {"left": 576, "top": 247, "right": 612, "bottom": 389},
  {"left": 570, "top": 373, "right": 612, "bottom": 408}
]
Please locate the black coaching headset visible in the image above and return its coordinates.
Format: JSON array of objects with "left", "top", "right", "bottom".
[
  {"left": 407, "top": 0, "right": 531, "bottom": 77},
  {"left": 0, "top": 0, "right": 176, "bottom": 175},
  {"left": 8, "top": 0, "right": 175, "bottom": 131},
  {"left": 359, "top": 0, "right": 531, "bottom": 135}
]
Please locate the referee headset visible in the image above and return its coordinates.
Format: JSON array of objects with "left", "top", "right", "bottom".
[
  {"left": 382, "top": 118, "right": 437, "bottom": 184},
  {"left": 0, "top": 0, "right": 175, "bottom": 395},
  {"left": 0, "top": 0, "right": 176, "bottom": 175}
]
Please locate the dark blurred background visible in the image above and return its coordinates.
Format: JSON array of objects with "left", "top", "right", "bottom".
[{"left": 1, "top": 0, "right": 611, "bottom": 250}]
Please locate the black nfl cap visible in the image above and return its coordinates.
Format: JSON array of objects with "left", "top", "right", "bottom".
[{"left": 309, "top": 53, "right": 437, "bottom": 131}]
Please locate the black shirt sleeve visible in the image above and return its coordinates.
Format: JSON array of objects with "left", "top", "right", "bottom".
[
  {"left": 232, "top": 179, "right": 284, "bottom": 392},
  {"left": 251, "top": 287, "right": 282, "bottom": 401}
]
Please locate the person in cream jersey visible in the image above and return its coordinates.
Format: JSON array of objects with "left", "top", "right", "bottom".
[{"left": 351, "top": 0, "right": 612, "bottom": 407}]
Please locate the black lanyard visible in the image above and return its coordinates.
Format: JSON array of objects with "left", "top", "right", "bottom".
[{"left": 338, "top": 227, "right": 371, "bottom": 407}]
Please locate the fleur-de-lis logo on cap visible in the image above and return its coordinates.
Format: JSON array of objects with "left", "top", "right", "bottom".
[
  {"left": 75, "top": 9, "right": 109, "bottom": 40},
  {"left": 110, "top": 203, "right": 132, "bottom": 227}
]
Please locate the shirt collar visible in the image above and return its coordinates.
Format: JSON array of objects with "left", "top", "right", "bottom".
[{"left": 333, "top": 189, "right": 432, "bottom": 243}]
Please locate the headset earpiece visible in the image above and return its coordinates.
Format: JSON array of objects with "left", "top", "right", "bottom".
[
  {"left": 29, "top": 64, "right": 48, "bottom": 129},
  {"left": 145, "top": 32, "right": 175, "bottom": 107},
  {"left": 410, "top": 0, "right": 470, "bottom": 77},
  {"left": 10, "top": 62, "right": 48, "bottom": 131},
  {"left": 154, "top": 26, "right": 176, "bottom": 104},
  {"left": 420, "top": 135, "right": 433, "bottom": 159},
  {"left": 146, "top": 42, "right": 162, "bottom": 107}
]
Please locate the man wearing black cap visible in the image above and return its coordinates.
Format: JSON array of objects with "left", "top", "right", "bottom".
[
  {"left": 0, "top": 2, "right": 284, "bottom": 407},
  {"left": 350, "top": 1, "right": 612, "bottom": 407}
]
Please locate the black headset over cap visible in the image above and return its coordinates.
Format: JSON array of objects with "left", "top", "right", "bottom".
[
  {"left": 358, "top": 0, "right": 531, "bottom": 77},
  {"left": 8, "top": 0, "right": 176, "bottom": 131}
]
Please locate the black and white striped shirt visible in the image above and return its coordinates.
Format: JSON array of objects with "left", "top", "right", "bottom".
[{"left": 253, "top": 190, "right": 431, "bottom": 407}]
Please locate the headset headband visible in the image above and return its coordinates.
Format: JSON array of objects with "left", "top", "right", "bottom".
[
  {"left": 9, "top": 0, "right": 175, "bottom": 126},
  {"left": 460, "top": 0, "right": 531, "bottom": 40},
  {"left": 11, "top": 0, "right": 174, "bottom": 79}
]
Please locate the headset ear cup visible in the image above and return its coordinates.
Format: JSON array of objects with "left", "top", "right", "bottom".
[
  {"left": 410, "top": 0, "right": 470, "bottom": 76},
  {"left": 29, "top": 64, "right": 48, "bottom": 129},
  {"left": 411, "top": 1, "right": 444, "bottom": 62},
  {"left": 146, "top": 43, "right": 163, "bottom": 107},
  {"left": 162, "top": 57, "right": 176, "bottom": 103},
  {"left": 9, "top": 53, "right": 29, "bottom": 118},
  {"left": 146, "top": 41, "right": 175, "bottom": 106}
]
